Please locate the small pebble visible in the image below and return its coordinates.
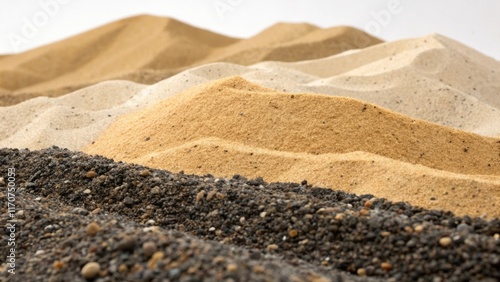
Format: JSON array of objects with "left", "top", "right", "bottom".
[
  {"left": 414, "top": 225, "right": 424, "bottom": 233},
  {"left": 142, "top": 242, "right": 157, "bottom": 258},
  {"left": 147, "top": 251, "right": 164, "bottom": 270},
  {"left": 85, "top": 222, "right": 101, "bottom": 236},
  {"left": 83, "top": 189, "right": 91, "bottom": 194},
  {"left": 53, "top": 260, "right": 65, "bottom": 270},
  {"left": 73, "top": 207, "right": 89, "bottom": 215},
  {"left": 267, "top": 244, "right": 279, "bottom": 251},
  {"left": 381, "top": 231, "right": 391, "bottom": 237},
  {"left": 81, "top": 262, "right": 100, "bottom": 279},
  {"left": 357, "top": 268, "right": 366, "bottom": 276},
  {"left": 212, "top": 256, "right": 225, "bottom": 264},
  {"left": 151, "top": 186, "right": 160, "bottom": 194},
  {"left": 118, "top": 264, "right": 128, "bottom": 273},
  {"left": 439, "top": 237, "right": 452, "bottom": 247},
  {"left": 117, "top": 236, "right": 137, "bottom": 252},
  {"left": 227, "top": 263, "right": 238, "bottom": 272},
  {"left": 196, "top": 190, "right": 205, "bottom": 202},
  {"left": 86, "top": 171, "right": 97, "bottom": 178},
  {"left": 206, "top": 190, "right": 217, "bottom": 201},
  {"left": 139, "top": 169, "right": 150, "bottom": 177},
  {"left": 381, "top": 262, "right": 393, "bottom": 271},
  {"left": 289, "top": 229, "right": 298, "bottom": 238}
]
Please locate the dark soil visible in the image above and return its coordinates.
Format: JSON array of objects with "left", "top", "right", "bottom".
[{"left": 1, "top": 147, "right": 499, "bottom": 281}]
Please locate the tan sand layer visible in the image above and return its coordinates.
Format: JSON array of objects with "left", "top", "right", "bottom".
[
  {"left": 84, "top": 76, "right": 500, "bottom": 177},
  {"left": 81, "top": 77, "right": 500, "bottom": 218},
  {"left": 134, "top": 137, "right": 500, "bottom": 218},
  {"left": 0, "top": 15, "right": 381, "bottom": 106}
]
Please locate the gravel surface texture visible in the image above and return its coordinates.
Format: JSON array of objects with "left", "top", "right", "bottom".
[{"left": 1, "top": 147, "right": 499, "bottom": 281}]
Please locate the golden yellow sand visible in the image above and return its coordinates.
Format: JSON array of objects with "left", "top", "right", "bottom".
[
  {"left": 84, "top": 77, "right": 500, "bottom": 218},
  {"left": 0, "top": 15, "right": 381, "bottom": 106}
]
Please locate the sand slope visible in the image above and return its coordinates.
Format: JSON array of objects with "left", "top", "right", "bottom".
[
  {"left": 83, "top": 77, "right": 500, "bottom": 218},
  {"left": 0, "top": 15, "right": 381, "bottom": 106},
  {"left": 1, "top": 34, "right": 500, "bottom": 153}
]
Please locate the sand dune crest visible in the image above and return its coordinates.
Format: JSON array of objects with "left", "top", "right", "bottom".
[
  {"left": 84, "top": 76, "right": 500, "bottom": 177},
  {"left": 0, "top": 15, "right": 381, "bottom": 106}
]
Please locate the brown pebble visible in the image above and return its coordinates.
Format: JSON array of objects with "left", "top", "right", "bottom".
[
  {"left": 117, "top": 236, "right": 136, "bottom": 252},
  {"left": 85, "top": 222, "right": 101, "bottom": 236},
  {"left": 404, "top": 226, "right": 414, "bottom": 233},
  {"left": 81, "top": 262, "right": 100, "bottom": 279},
  {"left": 364, "top": 200, "right": 373, "bottom": 208},
  {"left": 253, "top": 265, "right": 265, "bottom": 273},
  {"left": 289, "top": 229, "right": 298, "bottom": 238},
  {"left": 142, "top": 241, "right": 157, "bottom": 258},
  {"left": 439, "top": 237, "right": 452, "bottom": 247},
  {"left": 360, "top": 208, "right": 369, "bottom": 216},
  {"left": 316, "top": 207, "right": 336, "bottom": 214},
  {"left": 147, "top": 251, "right": 164, "bottom": 269},
  {"left": 118, "top": 264, "right": 128, "bottom": 273},
  {"left": 206, "top": 190, "right": 217, "bottom": 201},
  {"left": 212, "top": 256, "right": 226, "bottom": 264},
  {"left": 380, "top": 231, "right": 391, "bottom": 237},
  {"left": 381, "top": 262, "right": 393, "bottom": 271},
  {"left": 357, "top": 268, "right": 366, "bottom": 276},
  {"left": 267, "top": 244, "right": 279, "bottom": 251},
  {"left": 334, "top": 213, "right": 344, "bottom": 220},
  {"left": 196, "top": 190, "right": 205, "bottom": 202},
  {"left": 85, "top": 171, "right": 97, "bottom": 178},
  {"left": 215, "top": 192, "right": 226, "bottom": 200},
  {"left": 227, "top": 263, "right": 238, "bottom": 272},
  {"left": 53, "top": 260, "right": 65, "bottom": 270},
  {"left": 91, "top": 208, "right": 101, "bottom": 215},
  {"left": 414, "top": 225, "right": 424, "bottom": 233},
  {"left": 139, "top": 169, "right": 150, "bottom": 177}
]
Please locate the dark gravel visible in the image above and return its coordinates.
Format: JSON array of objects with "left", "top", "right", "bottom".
[{"left": 1, "top": 147, "right": 499, "bottom": 281}]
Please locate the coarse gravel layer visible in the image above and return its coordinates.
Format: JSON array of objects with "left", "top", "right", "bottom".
[{"left": 1, "top": 147, "right": 499, "bottom": 281}]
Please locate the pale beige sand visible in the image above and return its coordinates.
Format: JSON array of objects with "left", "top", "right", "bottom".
[
  {"left": 1, "top": 35, "right": 500, "bottom": 152},
  {"left": 2, "top": 34, "right": 499, "bottom": 217},
  {"left": 83, "top": 77, "right": 500, "bottom": 218},
  {"left": 0, "top": 15, "right": 380, "bottom": 106}
]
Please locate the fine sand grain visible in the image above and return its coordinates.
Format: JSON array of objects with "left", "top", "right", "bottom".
[
  {"left": 0, "top": 15, "right": 381, "bottom": 106},
  {"left": 83, "top": 77, "right": 500, "bottom": 218}
]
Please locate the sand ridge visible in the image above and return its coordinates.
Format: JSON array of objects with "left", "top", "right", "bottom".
[
  {"left": 2, "top": 34, "right": 500, "bottom": 151},
  {"left": 84, "top": 76, "right": 500, "bottom": 177},
  {"left": 133, "top": 137, "right": 500, "bottom": 218},
  {"left": 0, "top": 15, "right": 381, "bottom": 106},
  {"left": 82, "top": 76, "right": 500, "bottom": 218}
]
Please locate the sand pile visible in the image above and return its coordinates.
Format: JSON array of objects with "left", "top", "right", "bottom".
[
  {"left": 0, "top": 15, "right": 381, "bottom": 106},
  {"left": 2, "top": 34, "right": 499, "bottom": 152},
  {"left": 83, "top": 77, "right": 500, "bottom": 218}
]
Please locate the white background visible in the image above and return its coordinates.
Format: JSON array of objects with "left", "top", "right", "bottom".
[{"left": 0, "top": 0, "right": 499, "bottom": 59}]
